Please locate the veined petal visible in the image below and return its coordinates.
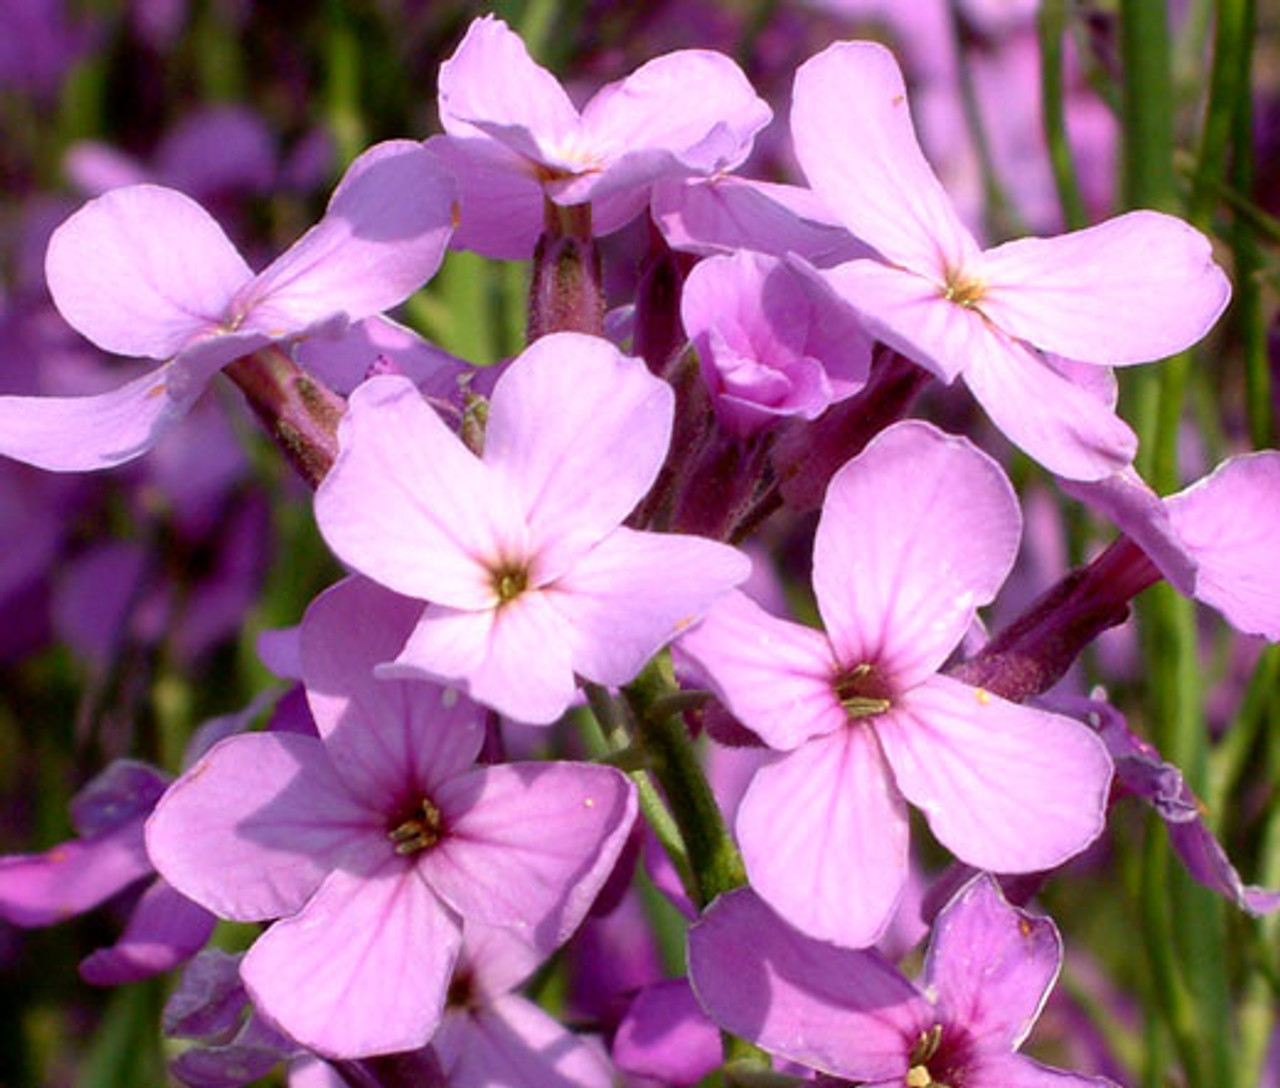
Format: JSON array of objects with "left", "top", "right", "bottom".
[
  {"left": 967, "top": 1053, "right": 1120, "bottom": 1088},
  {"left": 675, "top": 589, "right": 844, "bottom": 751},
  {"left": 1165, "top": 452, "right": 1280, "bottom": 640},
  {"left": 237, "top": 141, "right": 457, "bottom": 333},
  {"left": 961, "top": 326, "right": 1137, "bottom": 480},
  {"left": 242, "top": 863, "right": 461, "bottom": 1058},
  {"left": 980, "top": 211, "right": 1230, "bottom": 365},
  {"left": 145, "top": 732, "right": 376, "bottom": 922},
  {"left": 548, "top": 528, "right": 752, "bottom": 689},
  {"left": 301, "top": 578, "right": 485, "bottom": 802},
  {"left": 814, "top": 421, "right": 1021, "bottom": 689},
  {"left": 923, "top": 876, "right": 1060, "bottom": 1050},
  {"left": 485, "top": 334, "right": 672, "bottom": 572},
  {"left": 791, "top": 41, "right": 979, "bottom": 279},
  {"left": 737, "top": 728, "right": 910, "bottom": 948},
  {"left": 78, "top": 880, "right": 216, "bottom": 985},
  {"left": 688, "top": 887, "right": 931, "bottom": 1081},
  {"left": 876, "top": 675, "right": 1112, "bottom": 873},
  {"left": 423, "top": 762, "right": 636, "bottom": 952},
  {"left": 438, "top": 15, "right": 579, "bottom": 151},
  {"left": 386, "top": 594, "right": 578, "bottom": 726},
  {"left": 315, "top": 375, "right": 524, "bottom": 610},
  {"left": 818, "top": 259, "right": 977, "bottom": 383},
  {"left": 45, "top": 184, "right": 250, "bottom": 358}
]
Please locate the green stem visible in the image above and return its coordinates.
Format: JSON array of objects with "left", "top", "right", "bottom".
[
  {"left": 1038, "top": 0, "right": 1088, "bottom": 230},
  {"left": 1186, "top": 0, "right": 1250, "bottom": 229}
]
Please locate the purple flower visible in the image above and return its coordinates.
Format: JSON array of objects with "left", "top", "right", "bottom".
[
  {"left": 689, "top": 876, "right": 1119, "bottom": 1087},
  {"left": 428, "top": 15, "right": 770, "bottom": 258},
  {"left": 681, "top": 250, "right": 872, "bottom": 437},
  {"left": 0, "top": 140, "right": 456, "bottom": 472},
  {"left": 315, "top": 332, "right": 751, "bottom": 725},
  {"left": 678, "top": 421, "right": 1112, "bottom": 947},
  {"left": 146, "top": 577, "right": 637, "bottom": 1058},
  {"left": 790, "top": 41, "right": 1230, "bottom": 479}
]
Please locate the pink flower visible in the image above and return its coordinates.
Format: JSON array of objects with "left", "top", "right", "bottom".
[
  {"left": 428, "top": 15, "right": 770, "bottom": 258},
  {"left": 315, "top": 331, "right": 751, "bottom": 725},
  {"left": 678, "top": 421, "right": 1112, "bottom": 947},
  {"left": 146, "top": 577, "right": 637, "bottom": 1058},
  {"left": 790, "top": 41, "right": 1231, "bottom": 480},
  {"left": 0, "top": 140, "right": 455, "bottom": 471}
]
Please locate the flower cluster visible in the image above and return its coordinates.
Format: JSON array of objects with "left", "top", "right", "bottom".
[{"left": 1, "top": 7, "right": 1277, "bottom": 1088}]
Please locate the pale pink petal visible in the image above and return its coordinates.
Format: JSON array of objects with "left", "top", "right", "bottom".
[
  {"left": 296, "top": 315, "right": 472, "bottom": 397},
  {"left": 315, "top": 375, "right": 524, "bottom": 610},
  {"left": 437, "top": 15, "right": 578, "bottom": 151},
  {"left": 791, "top": 41, "right": 979, "bottom": 278},
  {"left": 242, "top": 863, "right": 461, "bottom": 1059},
  {"left": 434, "top": 995, "right": 613, "bottom": 1088},
  {"left": 813, "top": 421, "right": 1021, "bottom": 688},
  {"left": 737, "top": 728, "right": 910, "bottom": 948},
  {"left": 425, "top": 135, "right": 545, "bottom": 260},
  {"left": 1165, "top": 452, "right": 1280, "bottom": 639},
  {"left": 79, "top": 880, "right": 216, "bottom": 985},
  {"left": 980, "top": 211, "right": 1231, "bottom": 365},
  {"left": 423, "top": 762, "right": 636, "bottom": 951},
  {"left": 818, "top": 258, "right": 978, "bottom": 383},
  {"left": 923, "top": 876, "right": 1060, "bottom": 1050},
  {"left": 145, "top": 732, "right": 376, "bottom": 922},
  {"left": 0, "top": 822, "right": 151, "bottom": 927},
  {"left": 614, "top": 979, "right": 719, "bottom": 1086},
  {"left": 45, "top": 184, "right": 250, "bottom": 358},
  {"left": 301, "top": 577, "right": 485, "bottom": 800},
  {"left": 961, "top": 327, "right": 1137, "bottom": 480},
  {"left": 456, "top": 920, "right": 545, "bottom": 999},
  {"left": 876, "top": 675, "right": 1112, "bottom": 873},
  {"left": 968, "top": 1053, "right": 1120, "bottom": 1088},
  {"left": 386, "top": 594, "right": 578, "bottom": 726},
  {"left": 675, "top": 590, "right": 844, "bottom": 751},
  {"left": 236, "top": 141, "right": 456, "bottom": 333},
  {"left": 485, "top": 334, "right": 672, "bottom": 574},
  {"left": 548, "top": 528, "right": 752, "bottom": 689},
  {"left": 688, "top": 888, "right": 931, "bottom": 1081}
]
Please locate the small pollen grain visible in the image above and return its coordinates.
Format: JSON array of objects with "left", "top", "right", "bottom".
[
  {"left": 584, "top": 797, "right": 595, "bottom": 809},
  {"left": 892, "top": 94, "right": 905, "bottom": 106},
  {"left": 146, "top": 382, "right": 167, "bottom": 399},
  {"left": 975, "top": 688, "right": 991, "bottom": 706},
  {"left": 672, "top": 614, "right": 696, "bottom": 632},
  {"left": 1018, "top": 917, "right": 1034, "bottom": 937}
]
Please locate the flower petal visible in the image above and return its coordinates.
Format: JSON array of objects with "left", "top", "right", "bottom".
[
  {"left": 737, "top": 728, "right": 910, "bottom": 948},
  {"left": 315, "top": 374, "right": 523, "bottom": 610},
  {"left": 967, "top": 1053, "right": 1120, "bottom": 1088},
  {"left": 876, "top": 675, "right": 1112, "bottom": 873},
  {"left": 45, "top": 184, "right": 250, "bottom": 358},
  {"left": 675, "top": 589, "right": 844, "bottom": 751},
  {"left": 980, "top": 211, "right": 1230, "bottom": 365},
  {"left": 146, "top": 732, "right": 375, "bottom": 922},
  {"left": 549, "top": 527, "right": 752, "bottom": 689},
  {"left": 237, "top": 141, "right": 457, "bottom": 333},
  {"left": 688, "top": 887, "right": 931, "bottom": 1081},
  {"left": 961, "top": 326, "right": 1137, "bottom": 480},
  {"left": 423, "top": 762, "right": 636, "bottom": 952},
  {"left": 614, "top": 979, "right": 720, "bottom": 1086},
  {"left": 79, "top": 880, "right": 216, "bottom": 985},
  {"left": 813, "top": 421, "right": 1021, "bottom": 688},
  {"left": 791, "top": 41, "right": 979, "bottom": 279},
  {"left": 242, "top": 863, "right": 461, "bottom": 1059},
  {"left": 923, "top": 875, "right": 1060, "bottom": 1050},
  {"left": 485, "top": 333, "right": 672, "bottom": 573}
]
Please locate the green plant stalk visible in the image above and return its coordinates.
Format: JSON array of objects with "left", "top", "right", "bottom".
[
  {"left": 1037, "top": 0, "right": 1088, "bottom": 230},
  {"left": 1208, "top": 644, "right": 1280, "bottom": 824},
  {"left": 1186, "top": 0, "right": 1249, "bottom": 229}
]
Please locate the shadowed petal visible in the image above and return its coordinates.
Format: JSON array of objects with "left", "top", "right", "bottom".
[
  {"left": 614, "top": 979, "right": 720, "bottom": 1087},
  {"left": 737, "top": 728, "right": 909, "bottom": 948},
  {"left": 45, "top": 184, "right": 250, "bottom": 358},
  {"left": 876, "top": 675, "right": 1112, "bottom": 873},
  {"left": 923, "top": 876, "right": 1060, "bottom": 1050},
  {"left": 424, "top": 763, "right": 636, "bottom": 952},
  {"left": 243, "top": 863, "right": 461, "bottom": 1059},
  {"left": 980, "top": 211, "right": 1230, "bottom": 365},
  {"left": 688, "top": 888, "right": 931, "bottom": 1080},
  {"left": 79, "top": 880, "right": 216, "bottom": 985},
  {"left": 813, "top": 421, "right": 1021, "bottom": 688},
  {"left": 146, "top": 732, "right": 376, "bottom": 922},
  {"left": 675, "top": 590, "right": 843, "bottom": 751},
  {"left": 791, "top": 41, "right": 978, "bottom": 278},
  {"left": 549, "top": 528, "right": 751, "bottom": 689}
]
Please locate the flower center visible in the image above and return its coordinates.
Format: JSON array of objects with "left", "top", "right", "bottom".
[
  {"left": 942, "top": 270, "right": 985, "bottom": 309},
  {"left": 833, "top": 662, "right": 893, "bottom": 719},
  {"left": 905, "top": 1024, "right": 971, "bottom": 1088},
  {"left": 492, "top": 562, "right": 529, "bottom": 604},
  {"left": 387, "top": 796, "right": 444, "bottom": 855}
]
